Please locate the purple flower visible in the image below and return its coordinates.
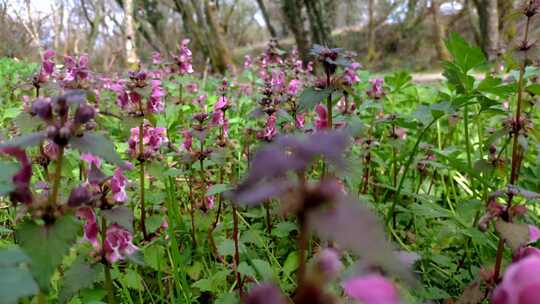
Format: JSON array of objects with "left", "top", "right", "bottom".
[
  {"left": 174, "top": 39, "right": 194, "bottom": 75},
  {"left": 343, "top": 274, "right": 400, "bottom": 304},
  {"left": 287, "top": 79, "right": 301, "bottom": 95},
  {"left": 77, "top": 207, "right": 99, "bottom": 248},
  {"left": 151, "top": 52, "right": 162, "bottom": 64},
  {"left": 111, "top": 168, "right": 128, "bottom": 203},
  {"left": 193, "top": 94, "right": 207, "bottom": 108},
  {"left": 64, "top": 54, "right": 89, "bottom": 83},
  {"left": 147, "top": 79, "right": 166, "bottom": 113},
  {"left": 342, "top": 62, "right": 361, "bottom": 85},
  {"left": 186, "top": 82, "right": 199, "bottom": 93},
  {"left": 104, "top": 224, "right": 138, "bottom": 263},
  {"left": 214, "top": 96, "right": 230, "bottom": 111},
  {"left": 257, "top": 114, "right": 277, "bottom": 141},
  {"left": 316, "top": 248, "right": 342, "bottom": 279},
  {"left": 243, "top": 283, "right": 287, "bottom": 304},
  {"left": 41, "top": 49, "right": 56, "bottom": 76},
  {"left": 81, "top": 153, "right": 102, "bottom": 168},
  {"left": 128, "top": 121, "right": 168, "bottom": 158},
  {"left": 529, "top": 225, "right": 540, "bottom": 243},
  {"left": 314, "top": 104, "right": 328, "bottom": 130},
  {"left": 271, "top": 69, "right": 285, "bottom": 92},
  {"left": 492, "top": 255, "right": 540, "bottom": 304},
  {"left": 368, "top": 78, "right": 384, "bottom": 99},
  {"left": 182, "top": 130, "right": 193, "bottom": 152},
  {"left": 244, "top": 55, "right": 253, "bottom": 69},
  {"left": 43, "top": 141, "right": 60, "bottom": 160},
  {"left": 295, "top": 113, "right": 305, "bottom": 129},
  {"left": 0, "top": 147, "right": 33, "bottom": 205},
  {"left": 205, "top": 195, "right": 215, "bottom": 209}
]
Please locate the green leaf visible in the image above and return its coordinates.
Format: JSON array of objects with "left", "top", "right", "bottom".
[
  {"left": 282, "top": 251, "right": 299, "bottom": 276},
  {"left": 0, "top": 266, "right": 39, "bottom": 304},
  {"left": 251, "top": 259, "right": 275, "bottom": 281},
  {"left": 144, "top": 244, "right": 166, "bottom": 271},
  {"left": 0, "top": 246, "right": 30, "bottom": 267},
  {"left": 121, "top": 269, "right": 143, "bottom": 291},
  {"left": 445, "top": 33, "right": 485, "bottom": 72},
  {"left": 0, "top": 161, "right": 19, "bottom": 196},
  {"left": 70, "top": 132, "right": 126, "bottom": 168},
  {"left": 192, "top": 278, "right": 213, "bottom": 292},
  {"left": 217, "top": 239, "right": 235, "bottom": 257},
  {"left": 527, "top": 84, "right": 540, "bottom": 95},
  {"left": 215, "top": 292, "right": 239, "bottom": 304},
  {"left": 59, "top": 256, "right": 103, "bottom": 303},
  {"left": 15, "top": 215, "right": 80, "bottom": 291},
  {"left": 0, "top": 132, "right": 46, "bottom": 149},
  {"left": 206, "top": 184, "right": 232, "bottom": 196},
  {"left": 298, "top": 87, "right": 333, "bottom": 111},
  {"left": 495, "top": 220, "right": 530, "bottom": 251},
  {"left": 237, "top": 262, "right": 256, "bottom": 279},
  {"left": 272, "top": 222, "right": 297, "bottom": 238},
  {"left": 102, "top": 206, "right": 133, "bottom": 232}
]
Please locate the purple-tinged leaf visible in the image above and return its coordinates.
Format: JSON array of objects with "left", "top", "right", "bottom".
[
  {"left": 102, "top": 206, "right": 133, "bottom": 232},
  {"left": 0, "top": 132, "right": 46, "bottom": 149},
  {"left": 229, "top": 180, "right": 292, "bottom": 207},
  {"left": 495, "top": 220, "right": 530, "bottom": 252},
  {"left": 71, "top": 132, "right": 127, "bottom": 169}
]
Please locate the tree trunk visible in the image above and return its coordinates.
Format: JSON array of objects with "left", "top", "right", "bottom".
[
  {"left": 367, "top": 0, "right": 377, "bottom": 60},
  {"left": 472, "top": 0, "right": 499, "bottom": 58},
  {"left": 303, "top": 0, "right": 333, "bottom": 46},
  {"left": 281, "top": 0, "right": 310, "bottom": 62},
  {"left": 124, "top": 0, "right": 139, "bottom": 68},
  {"left": 204, "top": 0, "right": 236, "bottom": 73},
  {"left": 255, "top": 0, "right": 278, "bottom": 38},
  {"left": 430, "top": 0, "right": 451, "bottom": 61}
]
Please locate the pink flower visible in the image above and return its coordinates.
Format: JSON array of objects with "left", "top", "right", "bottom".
[
  {"left": 76, "top": 207, "right": 99, "bottom": 248},
  {"left": 530, "top": 225, "right": 540, "bottom": 243},
  {"left": 205, "top": 195, "right": 215, "bottom": 209},
  {"left": 0, "top": 147, "right": 32, "bottom": 204},
  {"left": 239, "top": 84, "right": 252, "bottom": 96},
  {"left": 244, "top": 55, "right": 253, "bottom": 69},
  {"left": 128, "top": 121, "right": 168, "bottom": 158},
  {"left": 212, "top": 110, "right": 225, "bottom": 126},
  {"left": 287, "top": 79, "right": 301, "bottom": 95},
  {"left": 81, "top": 153, "right": 102, "bottom": 168},
  {"left": 148, "top": 79, "right": 166, "bottom": 113},
  {"left": 64, "top": 54, "right": 89, "bottom": 83},
  {"left": 151, "top": 52, "right": 162, "bottom": 64},
  {"left": 41, "top": 49, "right": 55, "bottom": 76},
  {"left": 111, "top": 168, "right": 128, "bottom": 203},
  {"left": 343, "top": 274, "right": 400, "bottom": 304},
  {"left": 104, "top": 224, "right": 138, "bottom": 263},
  {"left": 271, "top": 69, "right": 285, "bottom": 92},
  {"left": 314, "top": 103, "right": 328, "bottom": 130},
  {"left": 182, "top": 130, "right": 193, "bottom": 151},
  {"left": 316, "top": 248, "right": 342, "bottom": 279},
  {"left": 174, "top": 39, "right": 194, "bottom": 75},
  {"left": 492, "top": 255, "right": 540, "bottom": 304},
  {"left": 342, "top": 62, "right": 361, "bottom": 85},
  {"left": 193, "top": 94, "right": 207, "bottom": 108},
  {"left": 214, "top": 96, "right": 230, "bottom": 111},
  {"left": 186, "top": 82, "right": 199, "bottom": 93},
  {"left": 295, "top": 113, "right": 305, "bottom": 129},
  {"left": 257, "top": 114, "right": 277, "bottom": 141},
  {"left": 43, "top": 141, "right": 60, "bottom": 160},
  {"left": 368, "top": 78, "right": 384, "bottom": 99}
]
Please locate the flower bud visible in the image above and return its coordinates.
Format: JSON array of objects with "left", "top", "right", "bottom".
[
  {"left": 31, "top": 98, "right": 52, "bottom": 120},
  {"left": 74, "top": 104, "right": 95, "bottom": 124},
  {"left": 55, "top": 126, "right": 71, "bottom": 146},
  {"left": 53, "top": 96, "right": 68, "bottom": 117},
  {"left": 68, "top": 185, "right": 92, "bottom": 207},
  {"left": 46, "top": 125, "right": 58, "bottom": 139}
]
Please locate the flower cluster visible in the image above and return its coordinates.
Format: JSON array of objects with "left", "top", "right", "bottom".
[
  {"left": 173, "top": 38, "right": 194, "bottom": 75},
  {"left": 128, "top": 122, "right": 168, "bottom": 159}
]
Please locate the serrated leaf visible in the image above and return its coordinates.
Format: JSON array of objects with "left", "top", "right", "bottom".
[
  {"left": 102, "top": 206, "right": 133, "bottom": 232},
  {"left": 0, "top": 266, "right": 39, "bottom": 304},
  {"left": 298, "top": 87, "right": 333, "bottom": 111},
  {"left": 237, "top": 262, "right": 256, "bottom": 279},
  {"left": 251, "top": 259, "right": 275, "bottom": 281},
  {"left": 15, "top": 215, "right": 80, "bottom": 291},
  {"left": 0, "top": 131, "right": 46, "bottom": 149},
  {"left": 217, "top": 239, "right": 235, "bottom": 257},
  {"left": 144, "top": 244, "right": 166, "bottom": 271},
  {"left": 495, "top": 220, "right": 530, "bottom": 251},
  {"left": 121, "top": 269, "right": 143, "bottom": 291},
  {"left": 59, "top": 256, "right": 103, "bottom": 303},
  {"left": 70, "top": 133, "right": 126, "bottom": 168},
  {"left": 272, "top": 222, "right": 297, "bottom": 238},
  {"left": 0, "top": 246, "right": 30, "bottom": 267},
  {"left": 445, "top": 33, "right": 485, "bottom": 72}
]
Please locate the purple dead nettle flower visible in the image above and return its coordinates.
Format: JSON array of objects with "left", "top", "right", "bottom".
[
  {"left": 315, "top": 248, "right": 343, "bottom": 279},
  {"left": 77, "top": 207, "right": 99, "bottom": 248},
  {"left": 244, "top": 54, "right": 253, "bottom": 70},
  {"left": 0, "top": 147, "right": 33, "bottom": 205},
  {"left": 367, "top": 78, "right": 384, "bottom": 99},
  {"left": 256, "top": 113, "right": 277, "bottom": 142},
  {"left": 174, "top": 38, "right": 194, "bottom": 75},
  {"left": 186, "top": 82, "right": 199, "bottom": 94},
  {"left": 243, "top": 283, "right": 288, "bottom": 304},
  {"left": 104, "top": 224, "right": 139, "bottom": 263},
  {"left": 343, "top": 274, "right": 400, "bottom": 304},
  {"left": 43, "top": 141, "right": 60, "bottom": 160},
  {"left": 314, "top": 103, "right": 329, "bottom": 130},
  {"left": 148, "top": 79, "right": 166, "bottom": 113},
  {"left": 287, "top": 79, "right": 301, "bottom": 95},
  {"left": 63, "top": 54, "right": 90, "bottom": 84},
  {"left": 296, "top": 113, "right": 305, "bottom": 129},
  {"left": 182, "top": 129, "right": 193, "bottom": 152},
  {"left": 81, "top": 153, "right": 102, "bottom": 168},
  {"left": 193, "top": 94, "right": 207, "bottom": 108},
  {"left": 128, "top": 121, "right": 168, "bottom": 159},
  {"left": 151, "top": 51, "right": 162, "bottom": 65},
  {"left": 342, "top": 62, "right": 362, "bottom": 86},
  {"left": 492, "top": 255, "right": 540, "bottom": 304},
  {"left": 111, "top": 168, "right": 128, "bottom": 203}
]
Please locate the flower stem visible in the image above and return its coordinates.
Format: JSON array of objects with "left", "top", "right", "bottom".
[
  {"left": 48, "top": 146, "right": 65, "bottom": 206},
  {"left": 138, "top": 123, "right": 148, "bottom": 240},
  {"left": 232, "top": 204, "right": 243, "bottom": 295},
  {"left": 101, "top": 217, "right": 115, "bottom": 304},
  {"left": 493, "top": 14, "right": 531, "bottom": 282}
]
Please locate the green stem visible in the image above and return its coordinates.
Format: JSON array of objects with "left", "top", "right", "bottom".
[
  {"left": 48, "top": 146, "right": 65, "bottom": 206},
  {"left": 463, "top": 105, "right": 472, "bottom": 170},
  {"left": 138, "top": 123, "right": 148, "bottom": 240},
  {"left": 101, "top": 217, "right": 116, "bottom": 304}
]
